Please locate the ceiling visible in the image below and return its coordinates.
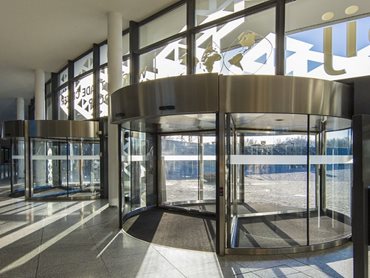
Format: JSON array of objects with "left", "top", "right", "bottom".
[{"left": 0, "top": 0, "right": 177, "bottom": 118}]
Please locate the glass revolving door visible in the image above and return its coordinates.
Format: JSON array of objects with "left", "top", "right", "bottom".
[
  {"left": 30, "top": 138, "right": 101, "bottom": 199},
  {"left": 226, "top": 113, "right": 352, "bottom": 250},
  {"left": 160, "top": 133, "right": 216, "bottom": 213}
]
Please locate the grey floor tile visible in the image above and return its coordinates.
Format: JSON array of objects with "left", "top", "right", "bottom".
[{"left": 251, "top": 264, "right": 300, "bottom": 278}]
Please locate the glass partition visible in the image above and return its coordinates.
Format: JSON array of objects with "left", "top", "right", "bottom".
[
  {"left": 160, "top": 134, "right": 216, "bottom": 211},
  {"left": 11, "top": 139, "right": 25, "bottom": 194},
  {"left": 120, "top": 129, "right": 156, "bottom": 214},
  {"left": 31, "top": 138, "right": 100, "bottom": 199},
  {"left": 226, "top": 113, "right": 352, "bottom": 249}
]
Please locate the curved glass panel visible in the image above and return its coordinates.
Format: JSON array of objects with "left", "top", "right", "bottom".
[{"left": 227, "top": 113, "right": 352, "bottom": 249}]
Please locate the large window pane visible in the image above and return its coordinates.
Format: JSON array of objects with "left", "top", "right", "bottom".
[
  {"left": 195, "top": 8, "right": 275, "bottom": 75},
  {"left": 195, "top": 0, "right": 269, "bottom": 26},
  {"left": 74, "top": 52, "right": 93, "bottom": 77},
  {"left": 139, "top": 4, "right": 186, "bottom": 48},
  {"left": 74, "top": 73, "right": 94, "bottom": 120},
  {"left": 139, "top": 38, "right": 187, "bottom": 82},
  {"left": 285, "top": 0, "right": 370, "bottom": 80},
  {"left": 58, "top": 86, "right": 69, "bottom": 120}
]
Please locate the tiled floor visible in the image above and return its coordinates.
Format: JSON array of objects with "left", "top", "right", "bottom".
[{"left": 0, "top": 194, "right": 361, "bottom": 277}]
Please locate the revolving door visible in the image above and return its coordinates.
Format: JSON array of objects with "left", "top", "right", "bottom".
[
  {"left": 225, "top": 113, "right": 352, "bottom": 250},
  {"left": 4, "top": 120, "right": 101, "bottom": 200},
  {"left": 113, "top": 74, "right": 353, "bottom": 254}
]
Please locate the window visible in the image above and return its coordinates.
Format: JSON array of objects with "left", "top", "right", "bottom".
[
  {"left": 139, "top": 39, "right": 187, "bottom": 82},
  {"left": 74, "top": 73, "right": 94, "bottom": 120},
  {"left": 58, "top": 87, "right": 69, "bottom": 120},
  {"left": 195, "top": 0, "right": 269, "bottom": 26},
  {"left": 74, "top": 52, "right": 93, "bottom": 77},
  {"left": 139, "top": 4, "right": 186, "bottom": 48},
  {"left": 195, "top": 8, "right": 275, "bottom": 75}
]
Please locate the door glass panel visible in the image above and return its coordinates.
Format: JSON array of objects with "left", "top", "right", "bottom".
[{"left": 31, "top": 138, "right": 100, "bottom": 199}]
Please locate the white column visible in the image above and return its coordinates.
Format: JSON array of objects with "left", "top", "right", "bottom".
[
  {"left": 16, "top": 97, "right": 25, "bottom": 120},
  {"left": 107, "top": 12, "right": 122, "bottom": 206},
  {"left": 34, "top": 69, "right": 45, "bottom": 120},
  {"left": 33, "top": 69, "right": 46, "bottom": 187}
]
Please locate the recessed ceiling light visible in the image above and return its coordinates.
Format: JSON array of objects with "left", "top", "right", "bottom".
[
  {"left": 322, "top": 12, "right": 334, "bottom": 21},
  {"left": 345, "top": 5, "right": 359, "bottom": 15}
]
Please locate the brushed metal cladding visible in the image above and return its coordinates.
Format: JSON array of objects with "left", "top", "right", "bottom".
[
  {"left": 3, "top": 120, "right": 24, "bottom": 137},
  {"left": 220, "top": 75, "right": 353, "bottom": 118},
  {"left": 27, "top": 120, "right": 99, "bottom": 139},
  {"left": 111, "top": 74, "right": 219, "bottom": 123}
]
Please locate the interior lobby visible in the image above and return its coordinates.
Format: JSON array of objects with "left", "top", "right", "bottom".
[{"left": 0, "top": 0, "right": 370, "bottom": 277}]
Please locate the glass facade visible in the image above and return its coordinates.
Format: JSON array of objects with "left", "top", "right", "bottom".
[
  {"left": 195, "top": 0, "right": 269, "bottom": 25},
  {"left": 285, "top": 0, "right": 370, "bottom": 80},
  {"left": 139, "top": 4, "right": 186, "bottom": 48},
  {"left": 45, "top": 0, "right": 369, "bottom": 121},
  {"left": 74, "top": 73, "right": 94, "bottom": 120},
  {"left": 139, "top": 39, "right": 187, "bottom": 82},
  {"left": 195, "top": 8, "right": 275, "bottom": 74},
  {"left": 58, "top": 86, "right": 69, "bottom": 120}
]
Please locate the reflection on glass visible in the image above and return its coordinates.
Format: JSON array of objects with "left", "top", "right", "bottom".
[
  {"left": 195, "top": 0, "right": 269, "bottom": 26},
  {"left": 195, "top": 9, "right": 275, "bottom": 75},
  {"left": 74, "top": 74, "right": 94, "bottom": 120},
  {"left": 59, "top": 87, "right": 69, "bottom": 120},
  {"left": 139, "top": 39, "right": 187, "bottom": 82}
]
